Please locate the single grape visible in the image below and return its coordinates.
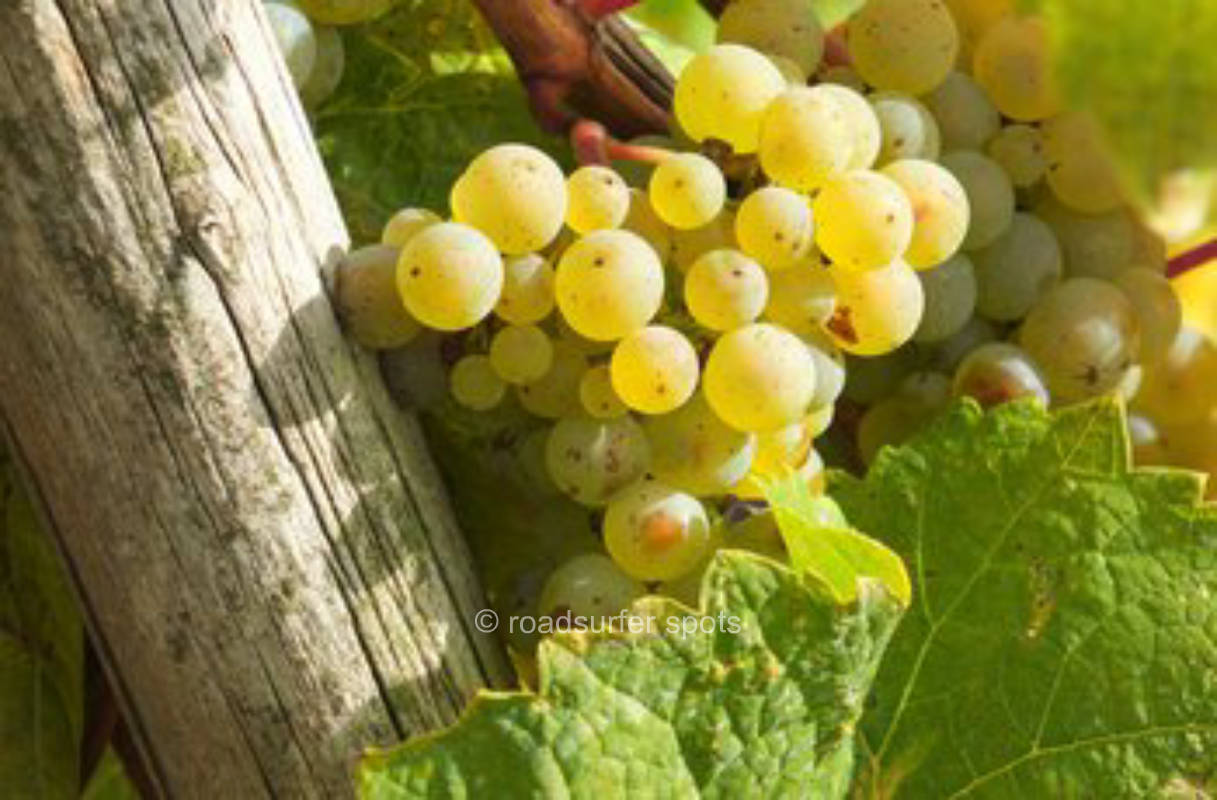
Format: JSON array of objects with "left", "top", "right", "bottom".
[
  {"left": 397, "top": 222, "right": 503, "bottom": 331},
  {"left": 622, "top": 188, "right": 673, "bottom": 263},
  {"left": 643, "top": 392, "right": 758, "bottom": 495},
  {"left": 817, "top": 84, "right": 883, "bottom": 170},
  {"left": 880, "top": 158, "right": 970, "bottom": 268},
  {"left": 555, "top": 230, "right": 664, "bottom": 341},
  {"left": 716, "top": 0, "right": 825, "bottom": 78},
  {"left": 1113, "top": 268, "right": 1182, "bottom": 364},
  {"left": 673, "top": 44, "right": 787, "bottom": 154},
  {"left": 870, "top": 92, "right": 942, "bottom": 165},
  {"left": 266, "top": 2, "right": 317, "bottom": 89},
  {"left": 1042, "top": 112, "right": 1125, "bottom": 214},
  {"left": 1032, "top": 196, "right": 1137, "bottom": 281},
  {"left": 985, "top": 124, "right": 1047, "bottom": 188},
  {"left": 489, "top": 324, "right": 554, "bottom": 385},
  {"left": 804, "top": 402, "right": 835, "bottom": 438},
  {"left": 943, "top": 0, "right": 1014, "bottom": 59},
  {"left": 300, "top": 25, "right": 344, "bottom": 108},
  {"left": 825, "top": 258, "right": 924, "bottom": 356},
  {"left": 804, "top": 331, "right": 846, "bottom": 408},
  {"left": 566, "top": 166, "right": 631, "bottom": 234},
  {"left": 843, "top": 347, "right": 922, "bottom": 404},
  {"left": 973, "top": 15, "right": 1061, "bottom": 121},
  {"left": 579, "top": 365, "right": 628, "bottom": 419},
  {"left": 648, "top": 153, "right": 727, "bottom": 230},
  {"left": 517, "top": 340, "right": 588, "bottom": 419},
  {"left": 381, "top": 207, "right": 440, "bottom": 248},
  {"left": 545, "top": 415, "right": 651, "bottom": 506},
  {"left": 972, "top": 212, "right": 1062, "bottom": 321},
  {"left": 758, "top": 86, "right": 853, "bottom": 191},
  {"left": 451, "top": 144, "right": 567, "bottom": 254},
  {"left": 670, "top": 210, "right": 738, "bottom": 272},
  {"left": 495, "top": 253, "right": 556, "bottom": 325},
  {"left": 1132, "top": 327, "right": 1217, "bottom": 427},
  {"left": 610, "top": 326, "right": 700, "bottom": 414},
  {"left": 537, "top": 553, "right": 643, "bottom": 622},
  {"left": 336, "top": 244, "right": 421, "bottom": 349},
  {"left": 762, "top": 257, "right": 837, "bottom": 335},
  {"left": 297, "top": 0, "right": 392, "bottom": 25},
  {"left": 604, "top": 481, "right": 713, "bottom": 582},
  {"left": 924, "top": 315, "right": 999, "bottom": 373},
  {"left": 914, "top": 254, "right": 978, "bottom": 343},
  {"left": 847, "top": 0, "right": 959, "bottom": 94},
  {"left": 953, "top": 342, "right": 1050, "bottom": 408},
  {"left": 732, "top": 420, "right": 812, "bottom": 498},
  {"left": 684, "top": 249, "right": 769, "bottom": 331},
  {"left": 939, "top": 150, "right": 1015, "bottom": 251},
  {"left": 1019, "top": 278, "right": 1141, "bottom": 403},
  {"left": 703, "top": 323, "right": 818, "bottom": 432},
  {"left": 898, "top": 371, "right": 954, "bottom": 410},
  {"left": 449, "top": 354, "right": 506, "bottom": 411},
  {"left": 923, "top": 71, "right": 1000, "bottom": 151},
  {"left": 813, "top": 170, "right": 913, "bottom": 271},
  {"left": 735, "top": 186, "right": 816, "bottom": 271}
]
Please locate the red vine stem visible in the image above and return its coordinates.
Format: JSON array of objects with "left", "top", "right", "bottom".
[
  {"left": 1167, "top": 237, "right": 1217, "bottom": 278},
  {"left": 571, "top": 119, "right": 674, "bottom": 166},
  {"left": 578, "top": 0, "right": 642, "bottom": 17}
]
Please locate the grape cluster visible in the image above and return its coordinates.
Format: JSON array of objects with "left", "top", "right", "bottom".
[
  {"left": 263, "top": 0, "right": 357, "bottom": 109},
  {"left": 334, "top": 0, "right": 1209, "bottom": 628}
]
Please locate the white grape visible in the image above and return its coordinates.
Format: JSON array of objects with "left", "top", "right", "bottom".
[
  {"left": 940, "top": 150, "right": 1015, "bottom": 251},
  {"left": 648, "top": 153, "right": 727, "bottom": 230},
  {"left": 913, "top": 254, "right": 978, "bottom": 343},
  {"left": 555, "top": 230, "right": 664, "bottom": 341},
  {"left": 566, "top": 166, "right": 631, "bottom": 234},
  {"left": 643, "top": 392, "right": 758, "bottom": 496},
  {"left": 847, "top": 0, "right": 959, "bottom": 94},
  {"left": 825, "top": 259, "right": 924, "bottom": 356},
  {"left": 397, "top": 222, "right": 503, "bottom": 331},
  {"left": 673, "top": 44, "right": 787, "bottom": 154},
  {"left": 703, "top": 323, "right": 817, "bottom": 432},
  {"left": 610, "top": 326, "right": 700, "bottom": 414},
  {"left": 451, "top": 144, "right": 567, "bottom": 254},
  {"left": 813, "top": 170, "right": 913, "bottom": 271},
  {"left": 545, "top": 415, "right": 651, "bottom": 507},
  {"left": 684, "top": 249, "right": 770, "bottom": 331},
  {"left": 604, "top": 481, "right": 713, "bottom": 582},
  {"left": 449, "top": 355, "right": 506, "bottom": 411},
  {"left": 972, "top": 212, "right": 1062, "bottom": 321}
]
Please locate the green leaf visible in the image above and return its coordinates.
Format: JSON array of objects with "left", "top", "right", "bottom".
[
  {"left": 359, "top": 552, "right": 905, "bottom": 798},
  {"left": 833, "top": 399, "right": 1217, "bottom": 797},
  {"left": 813, "top": 0, "right": 867, "bottom": 28},
  {"left": 81, "top": 750, "right": 140, "bottom": 800},
  {"left": 0, "top": 459, "right": 83, "bottom": 799}
]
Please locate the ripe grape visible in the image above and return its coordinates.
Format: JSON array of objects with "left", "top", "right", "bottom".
[
  {"left": 610, "top": 326, "right": 700, "bottom": 414},
  {"left": 451, "top": 144, "right": 566, "bottom": 254},
  {"left": 1033, "top": 196, "right": 1137, "bottom": 281},
  {"left": 924, "top": 71, "right": 1000, "bottom": 151},
  {"left": 817, "top": 84, "right": 883, "bottom": 170},
  {"left": 716, "top": 0, "right": 825, "bottom": 78},
  {"left": 972, "top": 15, "right": 1061, "bottom": 121},
  {"left": 847, "top": 0, "right": 959, "bottom": 94},
  {"left": 913, "top": 253, "right": 978, "bottom": 343},
  {"left": 1133, "top": 327, "right": 1217, "bottom": 427},
  {"left": 604, "top": 481, "right": 713, "bottom": 582},
  {"left": 579, "top": 365, "right": 628, "bottom": 419},
  {"left": 943, "top": 0, "right": 1014, "bottom": 59},
  {"left": 684, "top": 249, "right": 769, "bottom": 331},
  {"left": 495, "top": 253, "right": 556, "bottom": 325},
  {"left": 758, "top": 87, "right": 853, "bottom": 191},
  {"left": 985, "top": 124, "right": 1047, "bottom": 188},
  {"left": 537, "top": 554, "right": 643, "bottom": 622},
  {"left": 266, "top": 2, "right": 317, "bottom": 89},
  {"left": 703, "top": 323, "right": 817, "bottom": 432},
  {"left": 762, "top": 257, "right": 837, "bottom": 336},
  {"left": 972, "top": 212, "right": 1062, "bottom": 321},
  {"left": 566, "top": 166, "right": 631, "bottom": 234},
  {"left": 673, "top": 44, "right": 787, "bottom": 154},
  {"left": 825, "top": 259, "right": 924, "bottom": 356},
  {"left": 670, "top": 211, "right": 737, "bottom": 272},
  {"left": 870, "top": 92, "right": 942, "bottom": 165},
  {"left": 545, "top": 415, "right": 651, "bottom": 506},
  {"left": 449, "top": 355, "right": 506, "bottom": 411},
  {"left": 880, "top": 158, "right": 970, "bottom": 268},
  {"left": 297, "top": 0, "right": 392, "bottom": 25},
  {"left": 643, "top": 392, "right": 758, "bottom": 495},
  {"left": 1113, "top": 268, "right": 1182, "bottom": 364},
  {"left": 336, "top": 244, "right": 421, "bottom": 349},
  {"left": 622, "top": 188, "right": 673, "bottom": 263},
  {"left": 940, "top": 150, "right": 1014, "bottom": 251},
  {"left": 648, "top": 153, "right": 727, "bottom": 230},
  {"left": 804, "top": 402, "right": 835, "bottom": 438},
  {"left": 733, "top": 419, "right": 812, "bottom": 497},
  {"left": 381, "top": 207, "right": 440, "bottom": 248},
  {"left": 952, "top": 342, "right": 1050, "bottom": 408},
  {"left": 300, "top": 25, "right": 345, "bottom": 109},
  {"left": 517, "top": 341, "right": 587, "bottom": 419},
  {"left": 397, "top": 222, "right": 503, "bottom": 331},
  {"left": 1042, "top": 112, "right": 1125, "bottom": 214},
  {"left": 555, "top": 230, "right": 664, "bottom": 341},
  {"left": 735, "top": 186, "right": 816, "bottom": 271},
  {"left": 489, "top": 324, "right": 554, "bottom": 385},
  {"left": 804, "top": 332, "right": 846, "bottom": 408},
  {"left": 813, "top": 170, "right": 913, "bottom": 271}
]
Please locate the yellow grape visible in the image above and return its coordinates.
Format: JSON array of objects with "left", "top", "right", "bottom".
[
  {"left": 648, "top": 153, "right": 726, "bottom": 230},
  {"left": 537, "top": 553, "right": 643, "bottom": 621},
  {"left": 545, "top": 414, "right": 651, "bottom": 506},
  {"left": 1133, "top": 327, "right": 1217, "bottom": 427},
  {"left": 684, "top": 249, "right": 770, "bottom": 331},
  {"left": 381, "top": 207, "right": 440, "bottom": 247},
  {"left": 817, "top": 84, "right": 882, "bottom": 170},
  {"left": 397, "top": 222, "right": 503, "bottom": 331},
  {"left": 495, "top": 253, "right": 555, "bottom": 325},
  {"left": 1114, "top": 268, "right": 1182, "bottom": 363},
  {"left": 716, "top": 0, "right": 825, "bottom": 78},
  {"left": 610, "top": 325, "right": 700, "bottom": 414},
  {"left": 673, "top": 44, "right": 787, "bottom": 154},
  {"left": 336, "top": 244, "right": 421, "bottom": 349},
  {"left": 805, "top": 402, "right": 835, "bottom": 438},
  {"left": 880, "top": 158, "right": 970, "bottom": 268},
  {"left": 671, "top": 210, "right": 737, "bottom": 272},
  {"left": 870, "top": 92, "right": 942, "bottom": 165},
  {"left": 1041, "top": 112, "right": 1125, "bottom": 214},
  {"left": 603, "top": 480, "right": 713, "bottom": 581},
  {"left": 847, "top": 0, "right": 959, "bottom": 95},
  {"left": 451, "top": 144, "right": 566, "bottom": 254},
  {"left": 643, "top": 391, "right": 757, "bottom": 496},
  {"left": 985, "top": 124, "right": 1047, "bottom": 188},
  {"left": 622, "top": 188, "right": 673, "bottom": 263},
  {"left": 812, "top": 170, "right": 914, "bottom": 271},
  {"left": 973, "top": 15, "right": 1061, "bottom": 121},
  {"left": 489, "top": 324, "right": 554, "bottom": 385},
  {"left": 943, "top": 0, "right": 1014, "bottom": 58},
  {"left": 732, "top": 420, "right": 812, "bottom": 499},
  {"left": 555, "top": 230, "right": 664, "bottom": 341},
  {"left": 940, "top": 150, "right": 1014, "bottom": 251},
  {"left": 566, "top": 165, "right": 631, "bottom": 234},
  {"left": 703, "top": 323, "right": 817, "bottom": 432},
  {"left": 516, "top": 340, "right": 587, "bottom": 419},
  {"left": 825, "top": 259, "right": 924, "bottom": 356},
  {"left": 735, "top": 186, "right": 816, "bottom": 271},
  {"left": 762, "top": 256, "right": 837, "bottom": 336},
  {"left": 579, "top": 364, "right": 628, "bottom": 419},
  {"left": 449, "top": 355, "right": 506, "bottom": 411},
  {"left": 758, "top": 87, "right": 853, "bottom": 192}
]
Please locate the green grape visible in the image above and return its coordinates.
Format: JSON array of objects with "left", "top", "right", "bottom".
[
  {"left": 1133, "top": 326, "right": 1217, "bottom": 427},
  {"left": 495, "top": 253, "right": 555, "bottom": 325},
  {"left": 670, "top": 210, "right": 737, "bottom": 272},
  {"left": 604, "top": 480, "right": 713, "bottom": 582},
  {"left": 870, "top": 92, "right": 941, "bottom": 165},
  {"left": 622, "top": 188, "right": 673, "bottom": 263},
  {"left": 923, "top": 71, "right": 1000, "bottom": 151},
  {"left": 489, "top": 324, "right": 554, "bottom": 385},
  {"left": 297, "top": 0, "right": 391, "bottom": 25},
  {"left": 397, "top": 222, "right": 503, "bottom": 331},
  {"left": 703, "top": 323, "right": 817, "bottom": 432},
  {"left": 449, "top": 354, "right": 506, "bottom": 411},
  {"left": 972, "top": 15, "right": 1061, "bottom": 121},
  {"left": 735, "top": 186, "right": 816, "bottom": 271},
  {"left": 545, "top": 415, "right": 651, "bottom": 506},
  {"left": 566, "top": 166, "right": 631, "bottom": 234},
  {"left": 299, "top": 25, "right": 344, "bottom": 108},
  {"left": 761, "top": 257, "right": 836, "bottom": 336},
  {"left": 518, "top": 427, "right": 561, "bottom": 496},
  {"left": 537, "top": 554, "right": 643, "bottom": 622},
  {"left": 1019, "top": 278, "right": 1141, "bottom": 403},
  {"left": 555, "top": 230, "right": 664, "bottom": 341},
  {"left": 643, "top": 392, "right": 758, "bottom": 496},
  {"left": 648, "top": 153, "right": 726, "bottom": 230},
  {"left": 825, "top": 259, "right": 924, "bottom": 356},
  {"left": 985, "top": 124, "right": 1047, "bottom": 188},
  {"left": 1113, "top": 268, "right": 1182, "bottom": 364},
  {"left": 1042, "top": 112, "right": 1125, "bottom": 214},
  {"left": 610, "top": 326, "right": 699, "bottom": 414},
  {"left": 717, "top": 0, "right": 825, "bottom": 77},
  {"left": 451, "top": 144, "right": 567, "bottom": 254},
  {"left": 804, "top": 331, "right": 846, "bottom": 408},
  {"left": 940, "top": 150, "right": 1014, "bottom": 251},
  {"left": 952, "top": 342, "right": 1050, "bottom": 408},
  {"left": 758, "top": 86, "right": 853, "bottom": 191},
  {"left": 880, "top": 158, "right": 970, "bottom": 268},
  {"left": 816, "top": 65, "right": 867, "bottom": 92},
  {"left": 924, "top": 315, "right": 999, "bottom": 373},
  {"left": 812, "top": 170, "right": 913, "bottom": 271},
  {"left": 1032, "top": 196, "right": 1137, "bottom": 281},
  {"left": 857, "top": 394, "right": 936, "bottom": 466},
  {"left": 913, "top": 254, "right": 977, "bottom": 344},
  {"left": 1126, "top": 413, "right": 1168, "bottom": 465},
  {"left": 381, "top": 206, "right": 440, "bottom": 248},
  {"left": 972, "top": 212, "right": 1062, "bottom": 321},
  {"left": 673, "top": 44, "right": 787, "bottom": 154},
  {"left": 579, "top": 365, "right": 628, "bottom": 419},
  {"left": 266, "top": 2, "right": 317, "bottom": 89},
  {"left": 843, "top": 347, "right": 922, "bottom": 404},
  {"left": 684, "top": 249, "right": 769, "bottom": 331},
  {"left": 733, "top": 419, "right": 812, "bottom": 498},
  {"left": 517, "top": 340, "right": 587, "bottom": 419},
  {"left": 817, "top": 84, "right": 882, "bottom": 170},
  {"left": 336, "top": 244, "right": 421, "bottom": 349},
  {"left": 847, "top": 0, "right": 959, "bottom": 94}
]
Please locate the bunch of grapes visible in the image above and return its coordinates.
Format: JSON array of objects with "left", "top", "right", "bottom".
[{"left": 333, "top": 0, "right": 1213, "bottom": 631}]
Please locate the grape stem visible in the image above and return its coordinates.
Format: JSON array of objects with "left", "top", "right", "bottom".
[
  {"left": 570, "top": 119, "right": 674, "bottom": 166},
  {"left": 578, "top": 0, "right": 642, "bottom": 16},
  {"left": 1167, "top": 237, "right": 1217, "bottom": 278}
]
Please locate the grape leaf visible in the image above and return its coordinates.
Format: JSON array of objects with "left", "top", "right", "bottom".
[
  {"left": 81, "top": 750, "right": 139, "bottom": 800},
  {"left": 832, "top": 399, "right": 1217, "bottom": 797},
  {"left": 358, "top": 551, "right": 906, "bottom": 798}
]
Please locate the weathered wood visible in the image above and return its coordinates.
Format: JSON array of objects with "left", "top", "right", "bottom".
[{"left": 0, "top": 0, "right": 511, "bottom": 796}]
